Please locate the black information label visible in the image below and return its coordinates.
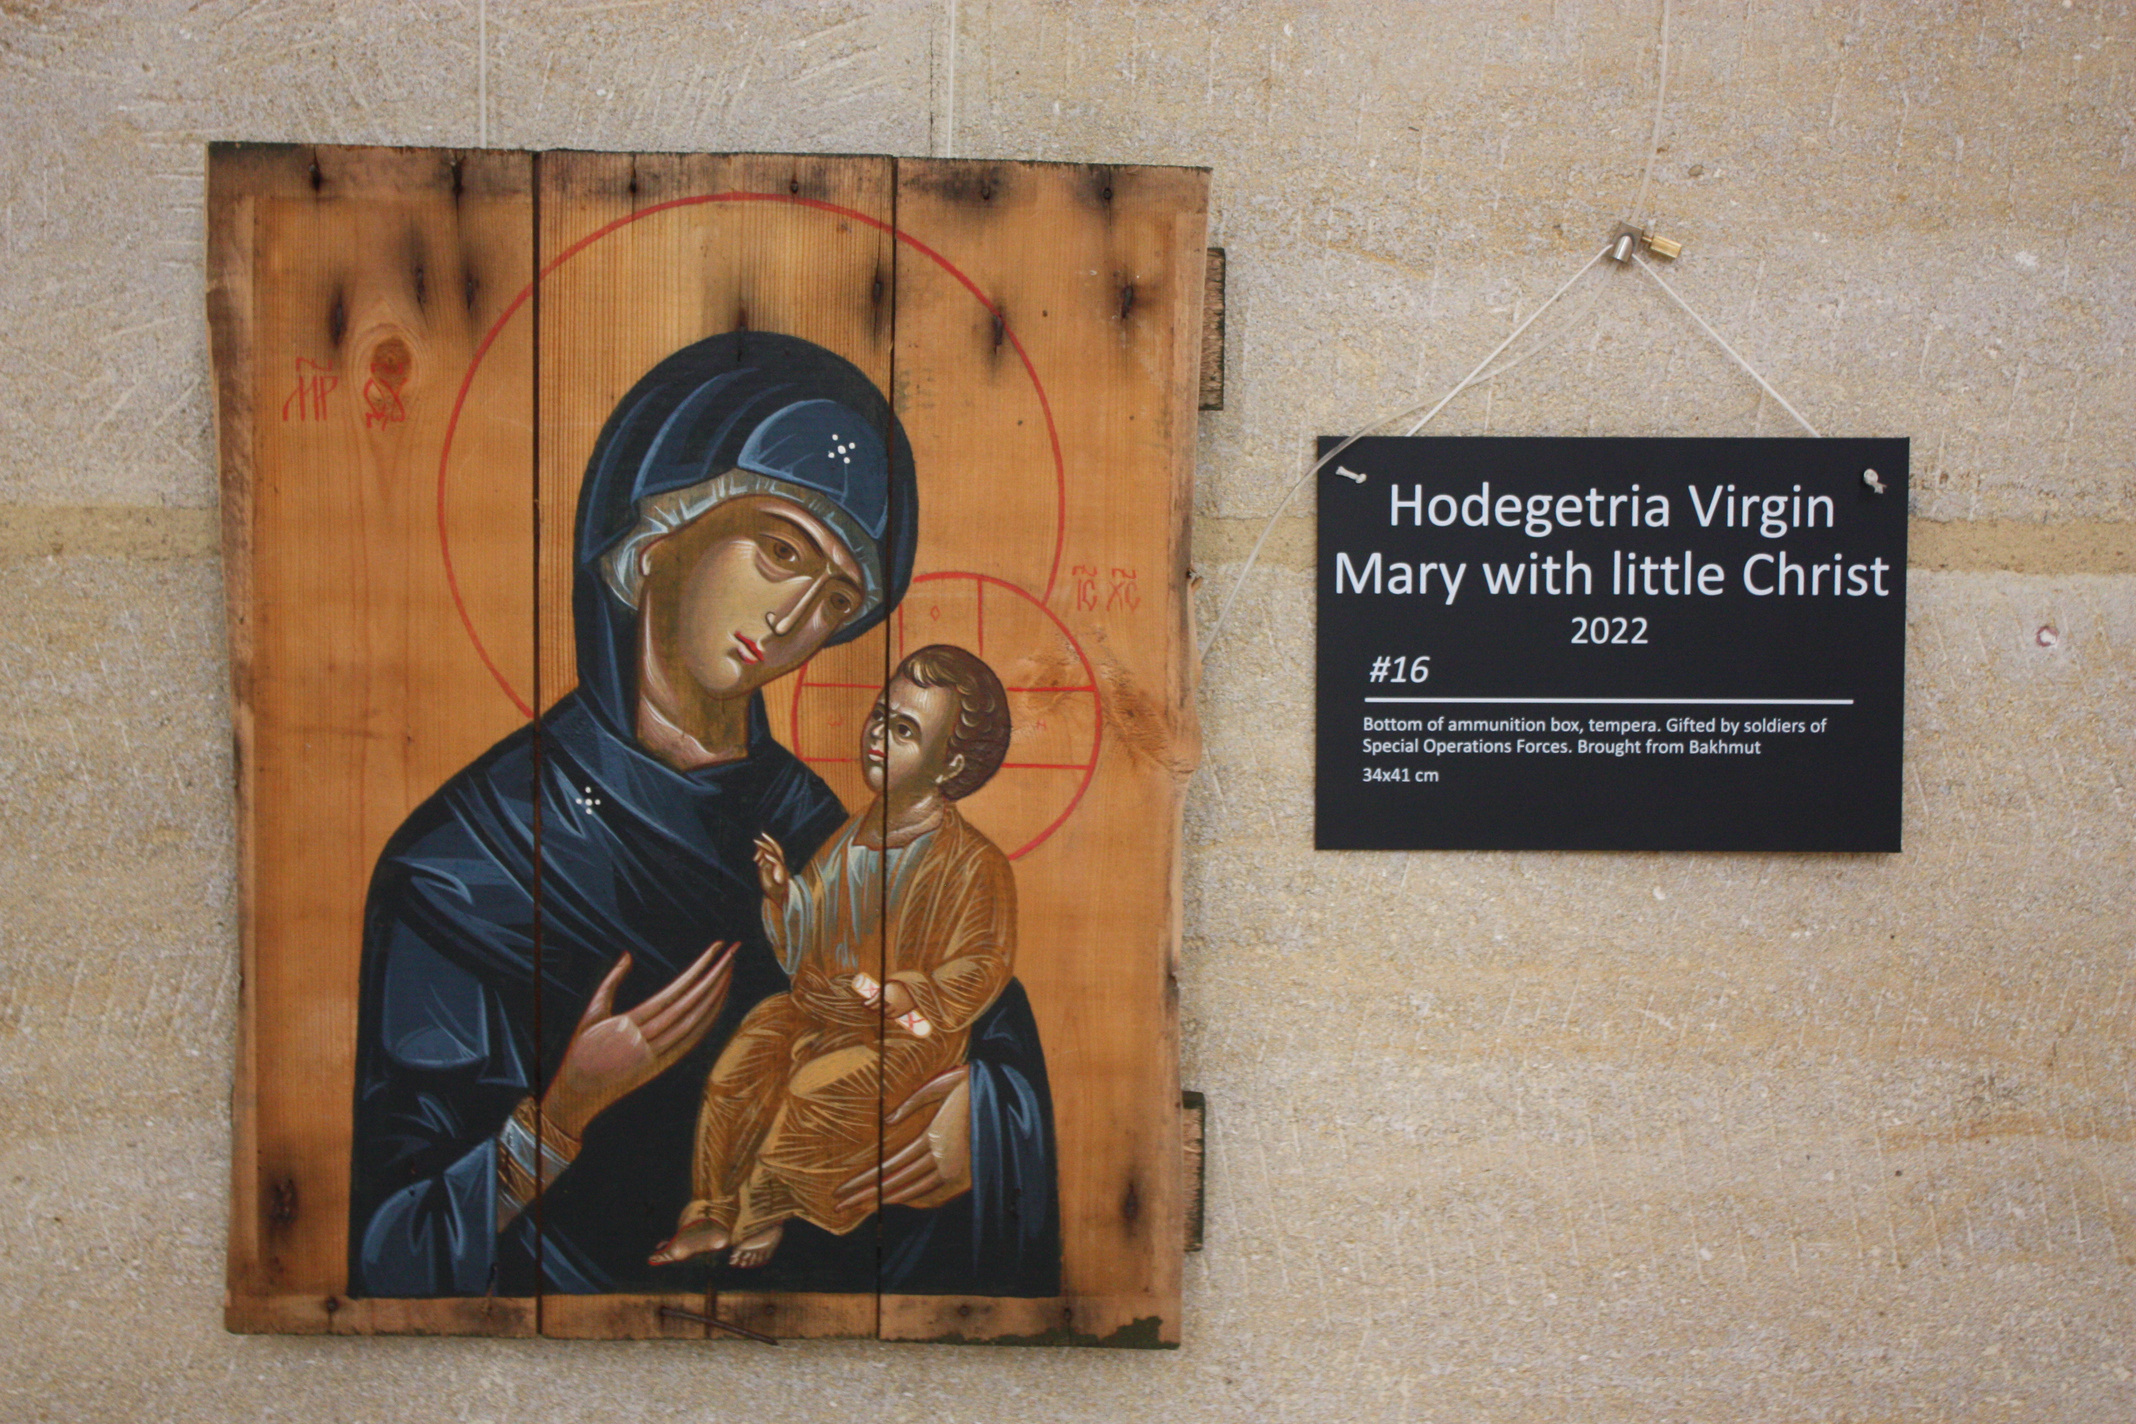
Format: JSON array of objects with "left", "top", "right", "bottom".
[{"left": 1315, "top": 437, "right": 1907, "bottom": 852}]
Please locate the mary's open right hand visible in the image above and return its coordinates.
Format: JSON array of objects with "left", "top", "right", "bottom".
[{"left": 540, "top": 943, "right": 735, "bottom": 1141}]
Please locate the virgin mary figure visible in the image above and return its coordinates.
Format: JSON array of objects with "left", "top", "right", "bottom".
[{"left": 349, "top": 330, "right": 1060, "bottom": 1299}]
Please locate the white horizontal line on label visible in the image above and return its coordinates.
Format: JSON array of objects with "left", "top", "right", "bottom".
[{"left": 1361, "top": 697, "right": 1857, "bottom": 705}]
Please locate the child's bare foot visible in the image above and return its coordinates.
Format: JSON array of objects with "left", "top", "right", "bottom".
[
  {"left": 648, "top": 1217, "right": 730, "bottom": 1265},
  {"left": 728, "top": 1222, "right": 784, "bottom": 1268}
]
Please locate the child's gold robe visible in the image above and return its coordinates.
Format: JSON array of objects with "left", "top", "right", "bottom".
[{"left": 688, "top": 804, "right": 1015, "bottom": 1241}]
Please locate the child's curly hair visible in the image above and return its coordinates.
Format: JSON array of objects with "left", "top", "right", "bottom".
[{"left": 895, "top": 644, "right": 1012, "bottom": 801}]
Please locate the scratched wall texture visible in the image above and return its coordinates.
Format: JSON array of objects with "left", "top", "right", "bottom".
[{"left": 2, "top": 1, "right": 2132, "bottom": 1420}]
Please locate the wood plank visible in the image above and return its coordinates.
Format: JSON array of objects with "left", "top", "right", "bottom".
[
  {"left": 700, "top": 1291, "right": 876, "bottom": 1342},
  {"left": 538, "top": 1292, "right": 715, "bottom": 1341},
  {"left": 215, "top": 146, "right": 1204, "bottom": 1342},
  {"left": 539, "top": 1294, "right": 844, "bottom": 1344},
  {"left": 223, "top": 1293, "right": 538, "bottom": 1337},
  {"left": 530, "top": 151, "right": 898, "bottom": 1336},
  {"left": 210, "top": 142, "right": 537, "bottom": 1327},
  {"left": 207, "top": 139, "right": 287, "bottom": 1329},
  {"left": 880, "top": 158, "right": 1206, "bottom": 1345}
]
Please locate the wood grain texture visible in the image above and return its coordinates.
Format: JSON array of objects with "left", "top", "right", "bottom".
[
  {"left": 705, "top": 1290, "right": 877, "bottom": 1342},
  {"left": 539, "top": 1292, "right": 723, "bottom": 1341},
  {"left": 878, "top": 158, "right": 1206, "bottom": 1345},
  {"left": 212, "top": 142, "right": 538, "bottom": 1328},
  {"left": 214, "top": 147, "right": 1203, "bottom": 1343},
  {"left": 207, "top": 139, "right": 281, "bottom": 1329},
  {"left": 223, "top": 1293, "right": 537, "bottom": 1337}
]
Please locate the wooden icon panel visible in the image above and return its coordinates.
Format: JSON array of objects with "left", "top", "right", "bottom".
[{"left": 210, "top": 145, "right": 1204, "bottom": 1344}]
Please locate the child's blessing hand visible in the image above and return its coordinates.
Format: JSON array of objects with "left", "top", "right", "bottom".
[{"left": 752, "top": 833, "right": 790, "bottom": 904}]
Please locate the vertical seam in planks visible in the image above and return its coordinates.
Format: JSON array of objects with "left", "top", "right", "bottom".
[
  {"left": 873, "top": 155, "right": 902, "bottom": 1342},
  {"left": 528, "top": 149, "right": 547, "bottom": 1333}
]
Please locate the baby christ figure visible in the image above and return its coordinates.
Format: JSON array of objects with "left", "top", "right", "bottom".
[{"left": 651, "top": 644, "right": 1017, "bottom": 1269}]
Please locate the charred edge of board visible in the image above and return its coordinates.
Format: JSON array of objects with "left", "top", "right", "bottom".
[
  {"left": 1086, "top": 164, "right": 1118, "bottom": 210},
  {"left": 266, "top": 1175, "right": 298, "bottom": 1228},
  {"left": 905, "top": 161, "right": 1012, "bottom": 206},
  {"left": 407, "top": 226, "right": 429, "bottom": 308},
  {"left": 777, "top": 160, "right": 834, "bottom": 202}
]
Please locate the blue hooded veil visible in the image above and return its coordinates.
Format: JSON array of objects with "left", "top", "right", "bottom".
[{"left": 350, "top": 330, "right": 1060, "bottom": 1299}]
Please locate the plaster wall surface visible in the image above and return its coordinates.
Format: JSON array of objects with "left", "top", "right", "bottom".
[{"left": 1, "top": 2, "right": 2130, "bottom": 1420}]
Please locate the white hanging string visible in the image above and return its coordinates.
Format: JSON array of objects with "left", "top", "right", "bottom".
[
  {"left": 1455, "top": 280, "right": 1611, "bottom": 392},
  {"left": 1400, "top": 247, "right": 1613, "bottom": 436},
  {"left": 1627, "top": 0, "right": 1673, "bottom": 231},
  {"left": 1196, "top": 248, "right": 1824, "bottom": 656},
  {"left": 1198, "top": 245, "right": 1611, "bottom": 657},
  {"left": 1197, "top": 0, "right": 1826, "bottom": 661},
  {"left": 1631, "top": 253, "right": 1822, "bottom": 437}
]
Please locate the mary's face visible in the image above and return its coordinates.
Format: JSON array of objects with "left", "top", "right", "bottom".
[{"left": 647, "top": 493, "right": 868, "bottom": 700}]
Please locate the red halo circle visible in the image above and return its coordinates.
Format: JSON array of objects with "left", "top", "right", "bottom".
[
  {"left": 790, "top": 571, "right": 1102, "bottom": 862},
  {"left": 435, "top": 192, "right": 1069, "bottom": 719}
]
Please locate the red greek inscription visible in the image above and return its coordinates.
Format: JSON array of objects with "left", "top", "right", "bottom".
[
  {"left": 1071, "top": 562, "right": 1101, "bottom": 612},
  {"left": 280, "top": 358, "right": 338, "bottom": 422},
  {"left": 362, "top": 337, "right": 412, "bottom": 429},
  {"left": 1106, "top": 566, "right": 1141, "bottom": 612}
]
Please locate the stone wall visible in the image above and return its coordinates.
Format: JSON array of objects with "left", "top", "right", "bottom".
[{"left": 2, "top": 2, "right": 2129, "bottom": 1419}]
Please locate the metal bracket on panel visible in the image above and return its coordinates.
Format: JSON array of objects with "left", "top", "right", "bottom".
[
  {"left": 1182, "top": 1090, "right": 1207, "bottom": 1252},
  {"left": 1200, "top": 249, "right": 1226, "bottom": 410}
]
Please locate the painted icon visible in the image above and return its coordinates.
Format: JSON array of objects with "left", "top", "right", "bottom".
[{"left": 350, "top": 332, "right": 1059, "bottom": 1299}]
